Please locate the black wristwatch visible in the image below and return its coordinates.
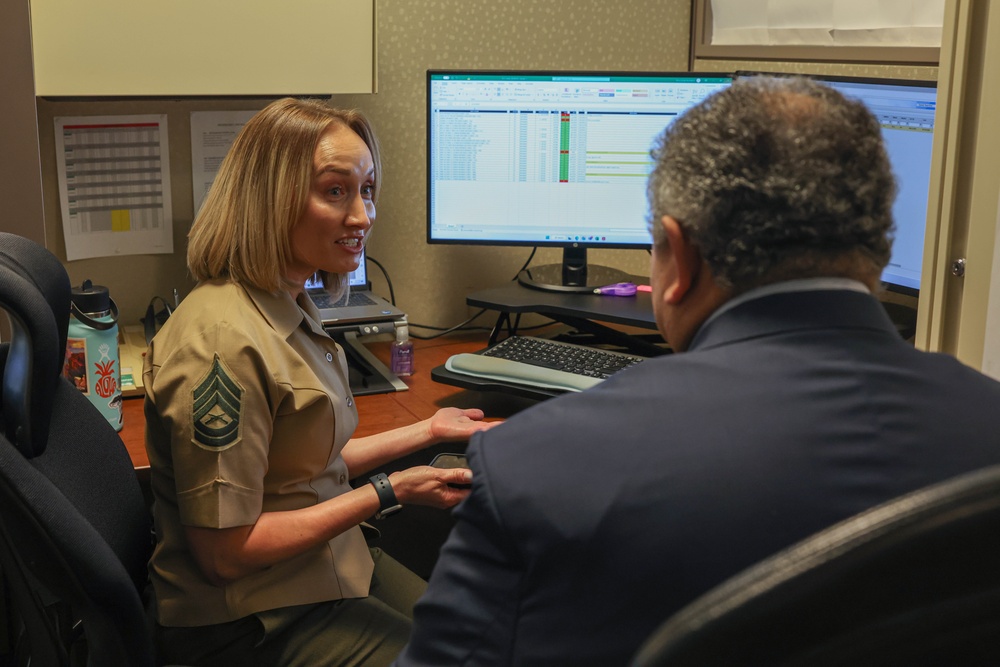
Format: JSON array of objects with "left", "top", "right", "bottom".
[{"left": 369, "top": 473, "right": 403, "bottom": 519}]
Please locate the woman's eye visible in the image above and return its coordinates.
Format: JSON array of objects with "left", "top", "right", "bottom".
[
  {"left": 329, "top": 185, "right": 344, "bottom": 196},
  {"left": 361, "top": 184, "right": 375, "bottom": 197}
]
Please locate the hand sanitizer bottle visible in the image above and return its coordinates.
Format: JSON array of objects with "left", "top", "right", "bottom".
[{"left": 390, "top": 322, "right": 414, "bottom": 377}]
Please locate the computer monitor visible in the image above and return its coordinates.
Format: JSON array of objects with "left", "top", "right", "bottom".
[
  {"left": 821, "top": 76, "right": 936, "bottom": 298},
  {"left": 736, "top": 72, "right": 937, "bottom": 298},
  {"left": 426, "top": 70, "right": 732, "bottom": 292}
]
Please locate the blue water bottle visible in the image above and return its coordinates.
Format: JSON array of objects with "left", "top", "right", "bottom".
[{"left": 63, "top": 280, "right": 123, "bottom": 431}]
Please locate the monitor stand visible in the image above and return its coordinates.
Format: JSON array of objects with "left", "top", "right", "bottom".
[
  {"left": 329, "top": 329, "right": 409, "bottom": 396},
  {"left": 517, "top": 247, "right": 632, "bottom": 293}
]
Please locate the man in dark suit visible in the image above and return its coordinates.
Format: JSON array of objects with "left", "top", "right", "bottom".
[{"left": 393, "top": 76, "right": 1000, "bottom": 666}]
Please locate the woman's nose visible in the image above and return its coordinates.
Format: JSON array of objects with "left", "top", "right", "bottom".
[{"left": 347, "top": 196, "right": 374, "bottom": 229}]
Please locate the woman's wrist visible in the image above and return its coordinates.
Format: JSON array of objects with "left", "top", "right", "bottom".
[{"left": 419, "top": 418, "right": 440, "bottom": 448}]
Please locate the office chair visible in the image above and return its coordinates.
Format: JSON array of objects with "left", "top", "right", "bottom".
[
  {"left": 631, "top": 463, "right": 1000, "bottom": 667},
  {"left": 0, "top": 232, "right": 155, "bottom": 666}
]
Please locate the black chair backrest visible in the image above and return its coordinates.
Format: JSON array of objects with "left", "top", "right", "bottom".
[
  {"left": 632, "top": 464, "right": 1000, "bottom": 667},
  {"left": 0, "top": 232, "right": 70, "bottom": 457},
  {"left": 0, "top": 232, "right": 154, "bottom": 666}
]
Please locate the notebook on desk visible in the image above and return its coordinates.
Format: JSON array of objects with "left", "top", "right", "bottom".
[{"left": 305, "top": 248, "right": 405, "bottom": 327}]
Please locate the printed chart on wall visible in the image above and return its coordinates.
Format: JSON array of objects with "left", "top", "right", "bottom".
[{"left": 54, "top": 114, "right": 173, "bottom": 261}]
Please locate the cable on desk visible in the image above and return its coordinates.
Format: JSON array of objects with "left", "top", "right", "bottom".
[
  {"left": 515, "top": 248, "right": 537, "bottom": 278},
  {"left": 409, "top": 309, "right": 492, "bottom": 340},
  {"left": 407, "top": 245, "right": 556, "bottom": 339},
  {"left": 366, "top": 253, "right": 396, "bottom": 305},
  {"left": 409, "top": 313, "right": 560, "bottom": 340},
  {"left": 370, "top": 246, "right": 557, "bottom": 339}
]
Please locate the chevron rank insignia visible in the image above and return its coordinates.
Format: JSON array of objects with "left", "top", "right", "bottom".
[{"left": 192, "top": 355, "right": 244, "bottom": 451}]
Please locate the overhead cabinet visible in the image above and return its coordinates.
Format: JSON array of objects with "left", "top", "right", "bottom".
[{"left": 30, "top": 0, "right": 375, "bottom": 96}]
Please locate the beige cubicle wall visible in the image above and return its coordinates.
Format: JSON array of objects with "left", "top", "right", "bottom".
[{"left": 0, "top": 0, "right": 45, "bottom": 248}]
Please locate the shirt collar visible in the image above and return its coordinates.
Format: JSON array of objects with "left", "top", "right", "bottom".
[
  {"left": 700, "top": 277, "right": 871, "bottom": 333},
  {"left": 243, "top": 284, "right": 327, "bottom": 339}
]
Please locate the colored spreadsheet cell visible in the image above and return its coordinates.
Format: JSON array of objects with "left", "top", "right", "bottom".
[{"left": 111, "top": 209, "right": 132, "bottom": 232}]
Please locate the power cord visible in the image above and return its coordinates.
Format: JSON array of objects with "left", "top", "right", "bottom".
[
  {"left": 514, "top": 247, "right": 537, "bottom": 277},
  {"left": 409, "top": 309, "right": 493, "bottom": 340},
  {"left": 364, "top": 253, "right": 396, "bottom": 305},
  {"left": 370, "top": 247, "right": 555, "bottom": 339}
]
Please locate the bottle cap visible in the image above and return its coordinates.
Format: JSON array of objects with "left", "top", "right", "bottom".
[
  {"left": 71, "top": 279, "right": 111, "bottom": 314},
  {"left": 396, "top": 324, "right": 409, "bottom": 342}
]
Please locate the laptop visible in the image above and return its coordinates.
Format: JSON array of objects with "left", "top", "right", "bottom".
[{"left": 305, "top": 248, "right": 406, "bottom": 327}]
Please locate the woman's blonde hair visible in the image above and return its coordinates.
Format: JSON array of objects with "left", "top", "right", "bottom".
[{"left": 187, "top": 97, "right": 381, "bottom": 294}]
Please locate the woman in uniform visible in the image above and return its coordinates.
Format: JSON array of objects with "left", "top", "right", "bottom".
[{"left": 143, "top": 97, "right": 497, "bottom": 665}]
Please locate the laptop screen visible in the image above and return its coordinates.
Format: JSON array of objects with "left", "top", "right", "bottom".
[{"left": 304, "top": 248, "right": 367, "bottom": 290}]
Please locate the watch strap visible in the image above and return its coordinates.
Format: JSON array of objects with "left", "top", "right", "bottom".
[{"left": 369, "top": 473, "right": 402, "bottom": 519}]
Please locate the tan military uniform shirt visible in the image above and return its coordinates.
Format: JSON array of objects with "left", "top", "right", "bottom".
[{"left": 143, "top": 280, "right": 373, "bottom": 627}]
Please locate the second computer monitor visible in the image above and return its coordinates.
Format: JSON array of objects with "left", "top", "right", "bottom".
[
  {"left": 820, "top": 76, "right": 936, "bottom": 296},
  {"left": 737, "top": 72, "right": 937, "bottom": 297}
]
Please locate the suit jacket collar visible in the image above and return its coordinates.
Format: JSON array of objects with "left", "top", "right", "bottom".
[{"left": 689, "top": 289, "right": 901, "bottom": 352}]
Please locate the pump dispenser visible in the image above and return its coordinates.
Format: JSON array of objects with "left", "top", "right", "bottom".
[{"left": 390, "top": 322, "right": 414, "bottom": 377}]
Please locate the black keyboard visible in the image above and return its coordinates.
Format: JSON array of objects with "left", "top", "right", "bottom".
[
  {"left": 483, "top": 335, "right": 645, "bottom": 379},
  {"left": 308, "top": 290, "right": 377, "bottom": 309},
  {"left": 444, "top": 335, "right": 645, "bottom": 393}
]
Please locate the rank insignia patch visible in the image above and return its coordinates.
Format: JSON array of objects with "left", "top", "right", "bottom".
[{"left": 192, "top": 355, "right": 244, "bottom": 450}]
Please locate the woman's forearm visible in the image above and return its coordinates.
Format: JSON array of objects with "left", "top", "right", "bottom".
[{"left": 185, "top": 483, "right": 382, "bottom": 585}]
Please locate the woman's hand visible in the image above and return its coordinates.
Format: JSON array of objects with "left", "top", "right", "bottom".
[
  {"left": 342, "top": 407, "right": 501, "bottom": 479},
  {"left": 425, "top": 407, "right": 501, "bottom": 444},
  {"left": 389, "top": 465, "right": 474, "bottom": 509}
]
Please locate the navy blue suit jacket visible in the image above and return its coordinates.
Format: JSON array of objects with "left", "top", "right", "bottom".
[{"left": 395, "top": 289, "right": 1000, "bottom": 666}]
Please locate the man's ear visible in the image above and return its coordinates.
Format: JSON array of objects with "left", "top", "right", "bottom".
[{"left": 660, "top": 216, "right": 699, "bottom": 304}]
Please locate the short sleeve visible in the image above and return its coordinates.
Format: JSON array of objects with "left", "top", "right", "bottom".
[{"left": 146, "top": 321, "right": 277, "bottom": 528}]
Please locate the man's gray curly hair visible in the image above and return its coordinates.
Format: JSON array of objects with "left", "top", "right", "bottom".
[{"left": 647, "top": 76, "right": 897, "bottom": 294}]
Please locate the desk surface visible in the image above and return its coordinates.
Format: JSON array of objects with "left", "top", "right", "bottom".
[{"left": 119, "top": 331, "right": 529, "bottom": 470}]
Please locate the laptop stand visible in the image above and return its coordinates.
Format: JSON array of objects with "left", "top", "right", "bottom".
[{"left": 326, "top": 321, "right": 409, "bottom": 396}]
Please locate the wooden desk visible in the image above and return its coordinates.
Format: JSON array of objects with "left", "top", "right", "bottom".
[{"left": 119, "top": 331, "right": 539, "bottom": 470}]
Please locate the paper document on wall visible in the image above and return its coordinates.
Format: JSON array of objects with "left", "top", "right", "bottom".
[
  {"left": 190, "top": 110, "right": 259, "bottom": 215},
  {"left": 54, "top": 114, "right": 173, "bottom": 261},
  {"left": 711, "top": 0, "right": 944, "bottom": 47}
]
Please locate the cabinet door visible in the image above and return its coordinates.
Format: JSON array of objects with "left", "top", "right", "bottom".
[{"left": 30, "top": 0, "right": 374, "bottom": 96}]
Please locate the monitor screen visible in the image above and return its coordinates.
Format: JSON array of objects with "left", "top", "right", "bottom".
[
  {"left": 737, "top": 72, "right": 937, "bottom": 297},
  {"left": 819, "top": 76, "right": 936, "bottom": 296},
  {"left": 304, "top": 247, "right": 368, "bottom": 290},
  {"left": 426, "top": 70, "right": 732, "bottom": 291}
]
